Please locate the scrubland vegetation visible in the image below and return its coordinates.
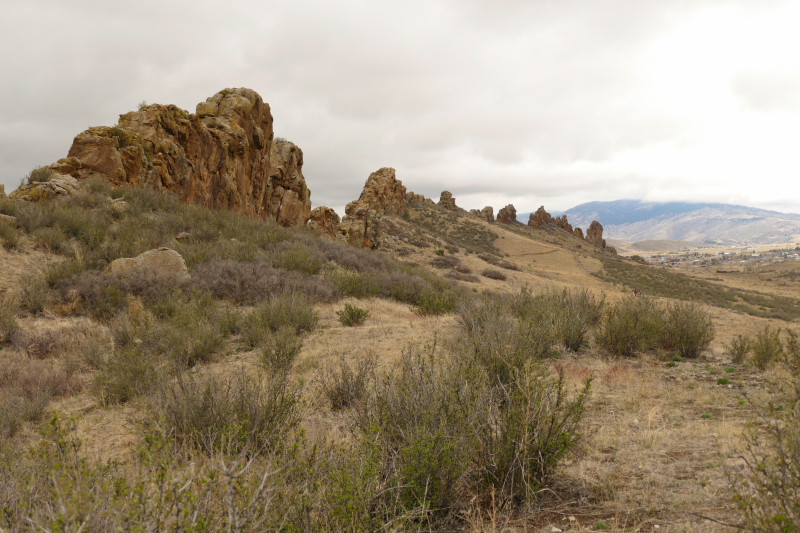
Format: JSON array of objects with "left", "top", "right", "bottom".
[{"left": 1, "top": 184, "right": 800, "bottom": 531}]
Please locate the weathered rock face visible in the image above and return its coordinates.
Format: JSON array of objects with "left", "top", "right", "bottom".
[
  {"left": 307, "top": 206, "right": 340, "bottom": 239},
  {"left": 9, "top": 174, "right": 82, "bottom": 202},
  {"left": 528, "top": 206, "right": 553, "bottom": 228},
  {"left": 496, "top": 204, "right": 517, "bottom": 224},
  {"left": 338, "top": 167, "right": 406, "bottom": 248},
  {"left": 109, "top": 247, "right": 189, "bottom": 280},
  {"left": 37, "top": 88, "right": 311, "bottom": 226},
  {"left": 573, "top": 227, "right": 584, "bottom": 239},
  {"left": 438, "top": 191, "right": 457, "bottom": 210},
  {"left": 480, "top": 206, "right": 494, "bottom": 223},
  {"left": 586, "top": 220, "right": 606, "bottom": 250},
  {"left": 267, "top": 141, "right": 311, "bottom": 226}
]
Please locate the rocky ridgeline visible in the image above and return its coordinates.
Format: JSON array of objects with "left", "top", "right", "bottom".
[
  {"left": 10, "top": 88, "right": 310, "bottom": 226},
  {"left": 528, "top": 205, "right": 609, "bottom": 251}
]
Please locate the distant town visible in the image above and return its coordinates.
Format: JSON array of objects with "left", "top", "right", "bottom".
[{"left": 640, "top": 243, "right": 800, "bottom": 272}]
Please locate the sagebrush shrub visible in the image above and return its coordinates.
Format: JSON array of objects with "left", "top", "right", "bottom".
[
  {"left": 726, "top": 334, "right": 752, "bottom": 364},
  {"left": 260, "top": 327, "right": 303, "bottom": 371},
  {"left": 481, "top": 269, "right": 507, "bottom": 281},
  {"left": 0, "top": 296, "right": 19, "bottom": 344},
  {"left": 317, "top": 355, "right": 376, "bottom": 410},
  {"left": 752, "top": 325, "right": 783, "bottom": 371},
  {"left": 336, "top": 303, "right": 369, "bottom": 327},
  {"left": 19, "top": 272, "right": 53, "bottom": 315},
  {"left": 596, "top": 296, "right": 664, "bottom": 356},
  {"left": 660, "top": 302, "right": 715, "bottom": 358},
  {"left": 91, "top": 346, "right": 161, "bottom": 405},
  {"left": 0, "top": 222, "right": 19, "bottom": 251}
]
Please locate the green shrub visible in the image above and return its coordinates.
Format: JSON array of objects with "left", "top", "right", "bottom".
[
  {"left": 726, "top": 334, "right": 752, "bottom": 365},
  {"left": 717, "top": 377, "right": 730, "bottom": 385},
  {"left": 23, "top": 166, "right": 54, "bottom": 185},
  {"left": 596, "top": 296, "right": 664, "bottom": 357},
  {"left": 255, "top": 292, "right": 319, "bottom": 335},
  {"left": 151, "top": 368, "right": 303, "bottom": 454},
  {"left": 18, "top": 272, "right": 53, "bottom": 315},
  {"left": 752, "top": 325, "right": 783, "bottom": 371},
  {"left": 91, "top": 346, "right": 161, "bottom": 405},
  {"left": 317, "top": 355, "right": 375, "bottom": 411},
  {"left": 529, "top": 287, "right": 604, "bottom": 352},
  {"left": 0, "top": 393, "right": 51, "bottom": 439},
  {"left": 270, "top": 243, "right": 322, "bottom": 275},
  {"left": 336, "top": 303, "right": 369, "bottom": 327},
  {"left": 0, "top": 296, "right": 19, "bottom": 344},
  {"left": 158, "top": 295, "right": 224, "bottom": 368},
  {"left": 660, "top": 302, "right": 715, "bottom": 358}
]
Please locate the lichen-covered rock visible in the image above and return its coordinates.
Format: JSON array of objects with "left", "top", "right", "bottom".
[
  {"left": 528, "top": 206, "right": 553, "bottom": 228},
  {"left": 496, "top": 204, "right": 517, "bottom": 224},
  {"left": 9, "top": 174, "right": 82, "bottom": 202},
  {"left": 109, "top": 247, "right": 188, "bottom": 280},
  {"left": 438, "top": 191, "right": 457, "bottom": 210},
  {"left": 480, "top": 206, "right": 494, "bottom": 223},
  {"left": 586, "top": 220, "right": 606, "bottom": 250},
  {"left": 43, "top": 88, "right": 311, "bottom": 227},
  {"left": 573, "top": 227, "right": 584, "bottom": 239},
  {"left": 307, "top": 206, "right": 340, "bottom": 239}
]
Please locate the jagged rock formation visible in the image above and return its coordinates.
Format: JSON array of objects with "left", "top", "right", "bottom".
[
  {"left": 586, "top": 220, "right": 606, "bottom": 250},
  {"left": 438, "top": 191, "right": 457, "bottom": 210},
  {"left": 528, "top": 206, "right": 553, "bottom": 228},
  {"left": 480, "top": 206, "right": 494, "bottom": 223},
  {"left": 555, "top": 215, "right": 573, "bottom": 233},
  {"left": 10, "top": 174, "right": 82, "bottom": 202},
  {"left": 573, "top": 227, "right": 584, "bottom": 239},
  {"left": 338, "top": 167, "right": 406, "bottom": 248},
  {"left": 496, "top": 204, "right": 517, "bottom": 224},
  {"left": 26, "top": 88, "right": 311, "bottom": 227},
  {"left": 307, "top": 206, "right": 340, "bottom": 239},
  {"left": 109, "top": 247, "right": 189, "bottom": 280}
]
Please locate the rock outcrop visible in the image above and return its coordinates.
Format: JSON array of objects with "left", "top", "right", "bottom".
[
  {"left": 528, "top": 206, "right": 553, "bottom": 228},
  {"left": 573, "top": 227, "right": 584, "bottom": 239},
  {"left": 338, "top": 167, "right": 406, "bottom": 248},
  {"left": 405, "top": 191, "right": 425, "bottom": 207},
  {"left": 307, "top": 206, "right": 340, "bottom": 239},
  {"left": 438, "top": 191, "right": 457, "bottom": 210},
  {"left": 586, "top": 220, "right": 606, "bottom": 250},
  {"left": 109, "top": 248, "right": 189, "bottom": 280},
  {"left": 9, "top": 174, "right": 82, "bottom": 202},
  {"left": 496, "top": 204, "right": 517, "bottom": 224},
  {"left": 30, "top": 88, "right": 311, "bottom": 227},
  {"left": 555, "top": 215, "right": 573, "bottom": 233},
  {"left": 480, "top": 206, "right": 494, "bottom": 223}
]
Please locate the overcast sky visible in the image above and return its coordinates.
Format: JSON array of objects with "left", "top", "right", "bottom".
[{"left": 2, "top": 0, "right": 800, "bottom": 216}]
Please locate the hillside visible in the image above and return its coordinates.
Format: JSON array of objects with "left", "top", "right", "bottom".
[{"left": 559, "top": 200, "right": 800, "bottom": 245}]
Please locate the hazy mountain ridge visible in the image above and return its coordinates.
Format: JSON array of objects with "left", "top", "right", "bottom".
[{"left": 559, "top": 200, "right": 800, "bottom": 245}]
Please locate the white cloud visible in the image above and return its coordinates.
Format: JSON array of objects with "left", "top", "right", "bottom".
[{"left": 2, "top": 0, "right": 799, "bottom": 217}]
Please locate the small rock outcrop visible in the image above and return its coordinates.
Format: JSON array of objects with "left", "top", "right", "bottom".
[
  {"left": 438, "top": 191, "right": 457, "bottom": 210},
  {"left": 496, "top": 204, "right": 517, "bottom": 224},
  {"left": 10, "top": 174, "right": 82, "bottom": 202},
  {"left": 307, "top": 206, "right": 340, "bottom": 239},
  {"left": 480, "top": 206, "right": 494, "bottom": 223},
  {"left": 528, "top": 206, "right": 553, "bottom": 228},
  {"left": 405, "top": 191, "right": 425, "bottom": 207},
  {"left": 586, "top": 220, "right": 606, "bottom": 250},
  {"left": 555, "top": 215, "right": 573, "bottom": 233},
  {"left": 31, "top": 88, "right": 311, "bottom": 227},
  {"left": 109, "top": 248, "right": 189, "bottom": 280},
  {"left": 573, "top": 227, "right": 584, "bottom": 239},
  {"left": 338, "top": 167, "right": 406, "bottom": 248}
]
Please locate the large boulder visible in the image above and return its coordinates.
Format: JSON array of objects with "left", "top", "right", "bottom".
[
  {"left": 37, "top": 88, "right": 311, "bottom": 226},
  {"left": 9, "top": 173, "right": 82, "bottom": 202},
  {"left": 338, "top": 167, "right": 406, "bottom": 248},
  {"left": 586, "top": 220, "right": 606, "bottom": 250},
  {"left": 496, "top": 204, "right": 517, "bottom": 224},
  {"left": 307, "top": 206, "right": 340, "bottom": 239},
  {"left": 438, "top": 191, "right": 457, "bottom": 210},
  {"left": 109, "top": 247, "right": 189, "bottom": 280},
  {"left": 480, "top": 206, "right": 494, "bottom": 223}
]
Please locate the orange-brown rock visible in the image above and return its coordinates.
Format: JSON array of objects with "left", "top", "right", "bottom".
[
  {"left": 586, "top": 220, "right": 606, "bottom": 249},
  {"left": 307, "top": 206, "right": 340, "bottom": 239},
  {"left": 555, "top": 215, "right": 573, "bottom": 233},
  {"left": 496, "top": 204, "right": 517, "bottom": 224},
  {"left": 528, "top": 206, "right": 553, "bottom": 228},
  {"left": 405, "top": 191, "right": 425, "bottom": 207},
  {"left": 480, "top": 206, "right": 494, "bottom": 223},
  {"left": 573, "top": 227, "right": 584, "bottom": 239},
  {"left": 438, "top": 191, "right": 457, "bottom": 210},
  {"left": 42, "top": 88, "right": 311, "bottom": 226},
  {"left": 338, "top": 167, "right": 406, "bottom": 248}
]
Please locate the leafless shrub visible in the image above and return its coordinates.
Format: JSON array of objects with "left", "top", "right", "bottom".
[
  {"left": 726, "top": 334, "right": 752, "bottom": 364},
  {"left": 0, "top": 295, "right": 19, "bottom": 344},
  {"left": 444, "top": 271, "right": 480, "bottom": 283},
  {"left": 481, "top": 269, "right": 507, "bottom": 281},
  {"left": 316, "top": 354, "right": 376, "bottom": 411},
  {"left": 19, "top": 272, "right": 53, "bottom": 315},
  {"left": 430, "top": 256, "right": 460, "bottom": 269},
  {"left": 259, "top": 327, "right": 303, "bottom": 371},
  {"left": 0, "top": 221, "right": 19, "bottom": 251}
]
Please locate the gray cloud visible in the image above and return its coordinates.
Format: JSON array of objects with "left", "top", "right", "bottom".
[{"left": 2, "top": 0, "right": 798, "bottom": 217}]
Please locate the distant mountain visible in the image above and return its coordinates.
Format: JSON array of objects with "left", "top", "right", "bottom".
[{"left": 553, "top": 200, "right": 800, "bottom": 245}]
